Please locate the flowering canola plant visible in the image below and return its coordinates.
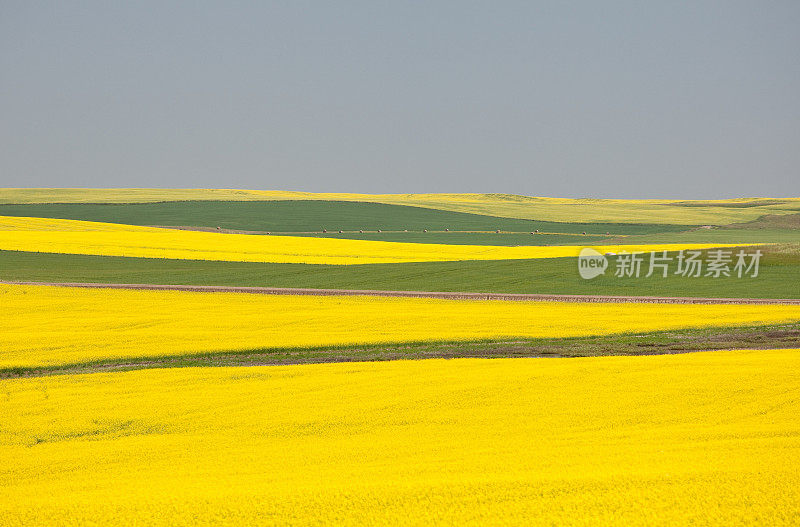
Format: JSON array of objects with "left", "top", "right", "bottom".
[
  {"left": 3, "top": 283, "right": 800, "bottom": 369},
  {"left": 2, "top": 350, "right": 799, "bottom": 525},
  {"left": 0, "top": 216, "right": 755, "bottom": 264}
]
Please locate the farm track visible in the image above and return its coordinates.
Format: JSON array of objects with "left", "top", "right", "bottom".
[
  {"left": 3, "top": 323, "right": 798, "bottom": 378},
  {"left": 3, "top": 280, "right": 800, "bottom": 305},
  {"left": 152, "top": 225, "right": 596, "bottom": 236}
]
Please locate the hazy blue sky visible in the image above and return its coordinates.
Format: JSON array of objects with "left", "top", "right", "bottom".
[{"left": 1, "top": 1, "right": 798, "bottom": 198}]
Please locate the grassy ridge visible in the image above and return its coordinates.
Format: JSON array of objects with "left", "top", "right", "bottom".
[
  {"left": 0, "top": 201, "right": 688, "bottom": 236},
  {"left": 3, "top": 248, "right": 798, "bottom": 298}
]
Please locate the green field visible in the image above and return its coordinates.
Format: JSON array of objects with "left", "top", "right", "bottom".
[
  {"left": 291, "top": 224, "right": 800, "bottom": 245},
  {"left": 3, "top": 247, "right": 798, "bottom": 298},
  {"left": 3, "top": 200, "right": 797, "bottom": 246},
  {"left": 605, "top": 228, "right": 800, "bottom": 245},
  {"left": 2, "top": 188, "right": 799, "bottom": 224},
  {"left": 1, "top": 191, "right": 797, "bottom": 299},
  {"left": 289, "top": 231, "right": 612, "bottom": 245},
  {"left": 0, "top": 201, "right": 690, "bottom": 237}
]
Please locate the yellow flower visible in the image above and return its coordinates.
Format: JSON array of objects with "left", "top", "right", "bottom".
[
  {"left": 2, "top": 283, "right": 800, "bottom": 368},
  {"left": 0, "top": 216, "right": 753, "bottom": 264},
  {"left": 2, "top": 350, "right": 799, "bottom": 525}
]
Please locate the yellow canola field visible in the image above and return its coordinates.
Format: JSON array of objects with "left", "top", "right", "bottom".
[
  {"left": 2, "top": 188, "right": 800, "bottom": 224},
  {"left": 2, "top": 350, "right": 800, "bottom": 525},
  {"left": 3, "top": 283, "right": 800, "bottom": 369},
  {"left": 0, "top": 216, "right": 751, "bottom": 264}
]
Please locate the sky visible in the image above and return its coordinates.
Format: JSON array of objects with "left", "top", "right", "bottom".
[{"left": 1, "top": 1, "right": 798, "bottom": 198}]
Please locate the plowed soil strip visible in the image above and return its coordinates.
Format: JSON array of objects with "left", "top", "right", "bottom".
[{"left": 2, "top": 280, "right": 799, "bottom": 305}]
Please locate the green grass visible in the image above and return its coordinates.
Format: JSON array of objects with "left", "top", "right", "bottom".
[
  {"left": 2, "top": 247, "right": 798, "bottom": 298},
  {"left": 289, "top": 231, "right": 610, "bottom": 245},
  {"left": 725, "top": 212, "right": 800, "bottom": 229},
  {"left": 0, "top": 200, "right": 690, "bottom": 236},
  {"left": 3, "top": 322, "right": 798, "bottom": 378},
  {"left": 292, "top": 226, "right": 800, "bottom": 245},
  {"left": 606, "top": 228, "right": 800, "bottom": 245}
]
